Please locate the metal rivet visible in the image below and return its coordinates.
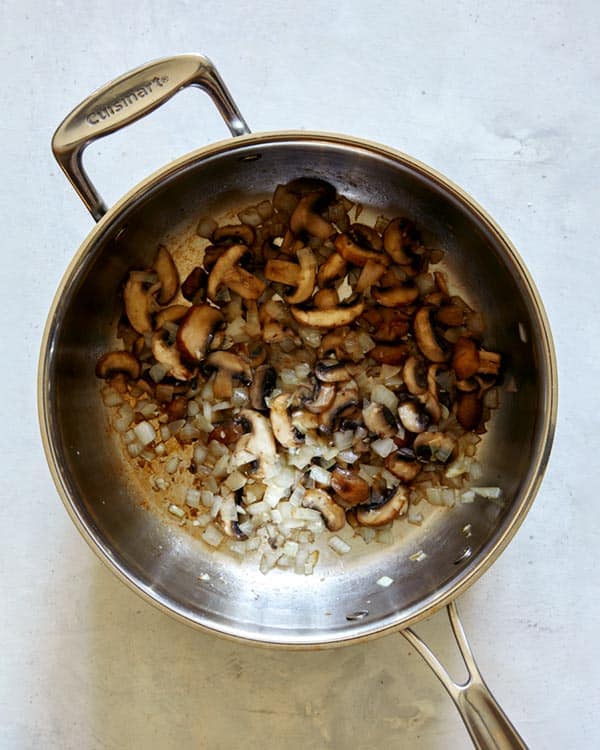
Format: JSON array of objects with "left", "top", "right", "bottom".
[
  {"left": 346, "top": 610, "right": 369, "bottom": 621},
  {"left": 453, "top": 546, "right": 472, "bottom": 565}
]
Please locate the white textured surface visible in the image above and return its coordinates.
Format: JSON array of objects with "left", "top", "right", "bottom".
[{"left": 1, "top": 1, "right": 599, "bottom": 748}]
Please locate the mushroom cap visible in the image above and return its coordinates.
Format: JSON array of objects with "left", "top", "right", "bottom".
[
  {"left": 362, "top": 402, "right": 397, "bottom": 439},
  {"left": 204, "top": 350, "right": 252, "bottom": 385},
  {"left": 356, "top": 485, "right": 407, "bottom": 527},
  {"left": 176, "top": 304, "right": 225, "bottom": 363},
  {"left": 290, "top": 194, "right": 334, "bottom": 240},
  {"left": 398, "top": 400, "right": 429, "bottom": 433},
  {"left": 372, "top": 284, "right": 419, "bottom": 308},
  {"left": 302, "top": 489, "right": 346, "bottom": 531},
  {"left": 403, "top": 356, "right": 428, "bottom": 395},
  {"left": 330, "top": 468, "right": 370, "bottom": 508},
  {"left": 385, "top": 449, "right": 422, "bottom": 482},
  {"left": 153, "top": 245, "right": 179, "bottom": 305},
  {"left": 181, "top": 266, "right": 208, "bottom": 303},
  {"left": 249, "top": 364, "right": 277, "bottom": 410},
  {"left": 95, "top": 350, "right": 141, "bottom": 380},
  {"left": 290, "top": 299, "right": 365, "bottom": 329},
  {"left": 413, "top": 431, "right": 456, "bottom": 463},
  {"left": 383, "top": 217, "right": 419, "bottom": 265},
  {"left": 303, "top": 381, "right": 337, "bottom": 414},
  {"left": 154, "top": 304, "right": 189, "bottom": 328},
  {"left": 314, "top": 359, "right": 351, "bottom": 383}
]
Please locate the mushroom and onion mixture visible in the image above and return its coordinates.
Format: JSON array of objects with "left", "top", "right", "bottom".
[{"left": 96, "top": 178, "right": 502, "bottom": 575}]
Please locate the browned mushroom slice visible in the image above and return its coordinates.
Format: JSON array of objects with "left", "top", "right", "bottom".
[
  {"left": 176, "top": 304, "right": 225, "bottom": 362},
  {"left": 212, "top": 223, "right": 255, "bottom": 246},
  {"left": 290, "top": 195, "right": 334, "bottom": 240},
  {"left": 385, "top": 449, "right": 422, "bottom": 482},
  {"left": 452, "top": 336, "right": 480, "bottom": 379},
  {"left": 350, "top": 223, "right": 383, "bottom": 251},
  {"left": 317, "top": 252, "right": 347, "bottom": 287},
  {"left": 414, "top": 307, "right": 448, "bottom": 363},
  {"left": 330, "top": 467, "right": 370, "bottom": 508},
  {"left": 235, "top": 409, "right": 277, "bottom": 478},
  {"left": 249, "top": 364, "right": 277, "bottom": 410},
  {"left": 207, "top": 243, "right": 247, "bottom": 301},
  {"left": 153, "top": 245, "right": 179, "bottom": 305},
  {"left": 270, "top": 393, "right": 305, "bottom": 448},
  {"left": 419, "top": 391, "right": 442, "bottom": 424},
  {"left": 369, "top": 344, "right": 409, "bottom": 365},
  {"left": 334, "top": 232, "right": 389, "bottom": 267},
  {"left": 370, "top": 309, "right": 411, "bottom": 343},
  {"left": 318, "top": 329, "right": 348, "bottom": 359},
  {"left": 284, "top": 247, "right": 317, "bottom": 304},
  {"left": 403, "top": 356, "right": 428, "bottom": 396},
  {"left": 95, "top": 351, "right": 141, "bottom": 380},
  {"left": 318, "top": 382, "right": 360, "bottom": 434},
  {"left": 356, "top": 259, "right": 387, "bottom": 292},
  {"left": 303, "top": 381, "right": 336, "bottom": 413},
  {"left": 181, "top": 266, "right": 208, "bottom": 302},
  {"left": 314, "top": 359, "right": 351, "bottom": 382},
  {"left": 264, "top": 259, "right": 301, "bottom": 286},
  {"left": 456, "top": 391, "right": 483, "bottom": 430},
  {"left": 383, "top": 217, "right": 420, "bottom": 265},
  {"left": 356, "top": 485, "right": 407, "bottom": 527},
  {"left": 413, "top": 431, "right": 456, "bottom": 463},
  {"left": 151, "top": 331, "right": 193, "bottom": 381},
  {"left": 362, "top": 402, "right": 397, "bottom": 438},
  {"left": 372, "top": 284, "right": 419, "bottom": 307},
  {"left": 123, "top": 275, "right": 154, "bottom": 334},
  {"left": 290, "top": 298, "right": 365, "bottom": 329},
  {"left": 154, "top": 304, "right": 189, "bottom": 328},
  {"left": 302, "top": 489, "right": 346, "bottom": 532},
  {"left": 222, "top": 266, "right": 266, "bottom": 300},
  {"left": 436, "top": 304, "right": 466, "bottom": 327},
  {"left": 313, "top": 288, "right": 339, "bottom": 309},
  {"left": 398, "top": 400, "right": 429, "bottom": 433}
]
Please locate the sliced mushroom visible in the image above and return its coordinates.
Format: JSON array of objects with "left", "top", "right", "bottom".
[
  {"left": 314, "top": 359, "right": 351, "bottom": 383},
  {"left": 270, "top": 393, "right": 305, "bottom": 448},
  {"left": 208, "top": 418, "right": 245, "bottom": 445},
  {"left": 249, "top": 364, "right": 276, "bottom": 410},
  {"left": 212, "top": 223, "right": 255, "bottom": 246},
  {"left": 176, "top": 304, "right": 225, "bottom": 363},
  {"left": 181, "top": 266, "right": 208, "bottom": 302},
  {"left": 383, "top": 217, "right": 419, "bottom": 265},
  {"left": 478, "top": 349, "right": 501, "bottom": 376},
  {"left": 334, "top": 232, "right": 389, "bottom": 267},
  {"left": 155, "top": 304, "right": 189, "bottom": 328},
  {"left": 302, "top": 489, "right": 345, "bottom": 532},
  {"left": 290, "top": 194, "right": 333, "bottom": 240},
  {"left": 398, "top": 400, "right": 429, "bottom": 433},
  {"left": 303, "top": 381, "right": 337, "bottom": 413},
  {"left": 356, "top": 259, "right": 387, "bottom": 292},
  {"left": 413, "top": 431, "right": 456, "bottom": 463},
  {"left": 207, "top": 243, "right": 247, "bottom": 301},
  {"left": 236, "top": 409, "right": 277, "bottom": 477},
  {"left": 153, "top": 245, "right": 179, "bottom": 305},
  {"left": 456, "top": 391, "right": 483, "bottom": 430},
  {"left": 284, "top": 247, "right": 317, "bottom": 304},
  {"left": 317, "top": 252, "right": 347, "bottom": 287},
  {"left": 403, "top": 356, "right": 428, "bottom": 396},
  {"left": 350, "top": 223, "right": 383, "bottom": 251},
  {"left": 264, "top": 259, "right": 301, "bottom": 286},
  {"left": 356, "top": 485, "right": 407, "bottom": 527},
  {"left": 371, "top": 309, "right": 411, "bottom": 343},
  {"left": 222, "top": 266, "right": 266, "bottom": 300},
  {"left": 452, "top": 336, "right": 480, "bottom": 379},
  {"left": 95, "top": 350, "right": 141, "bottom": 380},
  {"left": 313, "top": 288, "right": 339, "bottom": 309},
  {"left": 419, "top": 391, "right": 442, "bottom": 424},
  {"left": 362, "top": 402, "right": 397, "bottom": 438},
  {"left": 290, "top": 298, "right": 364, "bottom": 329},
  {"left": 318, "top": 382, "right": 360, "bottom": 434},
  {"left": 385, "top": 449, "right": 422, "bottom": 482},
  {"left": 246, "top": 340, "right": 268, "bottom": 367},
  {"left": 152, "top": 330, "right": 193, "bottom": 381},
  {"left": 123, "top": 275, "right": 154, "bottom": 334},
  {"left": 318, "top": 329, "right": 348, "bottom": 359},
  {"left": 414, "top": 307, "right": 448, "bottom": 363},
  {"left": 204, "top": 351, "right": 252, "bottom": 386},
  {"left": 369, "top": 343, "right": 409, "bottom": 365},
  {"left": 436, "top": 305, "right": 465, "bottom": 327},
  {"left": 330, "top": 467, "right": 370, "bottom": 508},
  {"left": 372, "top": 284, "right": 419, "bottom": 308}
]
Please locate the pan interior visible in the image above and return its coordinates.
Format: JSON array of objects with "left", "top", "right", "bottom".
[{"left": 41, "top": 135, "right": 554, "bottom": 645}]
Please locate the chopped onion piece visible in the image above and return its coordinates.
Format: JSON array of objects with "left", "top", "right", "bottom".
[
  {"left": 472, "top": 486, "right": 502, "bottom": 499},
  {"left": 409, "top": 550, "right": 428, "bottom": 562},
  {"left": 370, "top": 384, "right": 399, "bottom": 412},
  {"left": 225, "top": 471, "right": 247, "bottom": 491},
  {"left": 328, "top": 536, "right": 351, "bottom": 555},
  {"left": 168, "top": 504, "right": 185, "bottom": 518},
  {"left": 371, "top": 438, "right": 395, "bottom": 458},
  {"left": 185, "top": 488, "right": 201, "bottom": 508},
  {"left": 376, "top": 575, "right": 394, "bottom": 588},
  {"left": 133, "top": 421, "right": 156, "bottom": 447},
  {"left": 202, "top": 525, "right": 223, "bottom": 547}
]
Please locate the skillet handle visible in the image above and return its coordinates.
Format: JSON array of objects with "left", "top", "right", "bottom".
[
  {"left": 401, "top": 602, "right": 528, "bottom": 750},
  {"left": 52, "top": 54, "right": 251, "bottom": 221}
]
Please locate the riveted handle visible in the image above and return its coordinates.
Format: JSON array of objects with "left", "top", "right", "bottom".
[
  {"left": 401, "top": 602, "right": 528, "bottom": 750},
  {"left": 52, "top": 54, "right": 251, "bottom": 221}
]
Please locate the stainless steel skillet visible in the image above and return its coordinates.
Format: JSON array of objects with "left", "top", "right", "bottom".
[{"left": 40, "top": 54, "right": 557, "bottom": 749}]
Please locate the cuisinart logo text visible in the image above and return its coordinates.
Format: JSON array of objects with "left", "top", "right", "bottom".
[{"left": 86, "top": 76, "right": 169, "bottom": 125}]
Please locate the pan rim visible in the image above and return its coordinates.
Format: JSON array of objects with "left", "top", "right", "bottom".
[{"left": 38, "top": 130, "right": 558, "bottom": 647}]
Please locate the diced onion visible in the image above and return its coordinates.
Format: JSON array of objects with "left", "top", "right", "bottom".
[
  {"left": 133, "top": 421, "right": 156, "bottom": 447},
  {"left": 328, "top": 536, "right": 351, "bottom": 555},
  {"left": 202, "top": 525, "right": 224, "bottom": 547}
]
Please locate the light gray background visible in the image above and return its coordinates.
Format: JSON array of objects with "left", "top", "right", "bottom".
[{"left": 1, "top": 1, "right": 598, "bottom": 748}]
